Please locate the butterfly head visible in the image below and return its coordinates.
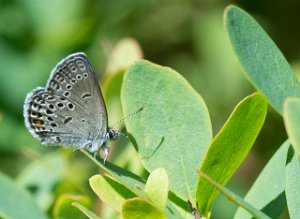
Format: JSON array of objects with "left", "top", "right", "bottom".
[{"left": 107, "top": 128, "right": 126, "bottom": 140}]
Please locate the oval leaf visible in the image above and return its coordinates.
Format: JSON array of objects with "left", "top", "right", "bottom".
[
  {"left": 144, "top": 168, "right": 169, "bottom": 212},
  {"left": 225, "top": 5, "right": 300, "bottom": 114},
  {"left": 283, "top": 97, "right": 300, "bottom": 158},
  {"left": 89, "top": 175, "right": 136, "bottom": 212},
  {"left": 121, "top": 60, "right": 212, "bottom": 201},
  {"left": 286, "top": 147, "right": 300, "bottom": 219},
  {"left": 122, "top": 198, "right": 167, "bottom": 219},
  {"left": 234, "top": 141, "right": 289, "bottom": 218},
  {"left": 0, "top": 172, "right": 48, "bottom": 219},
  {"left": 196, "top": 93, "right": 267, "bottom": 216}
]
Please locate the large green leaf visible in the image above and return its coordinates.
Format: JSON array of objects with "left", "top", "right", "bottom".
[
  {"left": 122, "top": 198, "right": 167, "bottom": 219},
  {"left": 121, "top": 60, "right": 212, "bottom": 201},
  {"left": 0, "top": 172, "right": 48, "bottom": 219},
  {"left": 283, "top": 97, "right": 300, "bottom": 158},
  {"left": 196, "top": 93, "right": 267, "bottom": 217},
  {"left": 286, "top": 147, "right": 300, "bottom": 219},
  {"left": 225, "top": 5, "right": 300, "bottom": 114},
  {"left": 234, "top": 141, "right": 289, "bottom": 218}
]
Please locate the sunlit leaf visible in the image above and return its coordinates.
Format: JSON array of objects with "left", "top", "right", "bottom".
[
  {"left": 121, "top": 60, "right": 212, "bottom": 202},
  {"left": 225, "top": 5, "right": 300, "bottom": 114},
  {"left": 196, "top": 93, "right": 267, "bottom": 216}
]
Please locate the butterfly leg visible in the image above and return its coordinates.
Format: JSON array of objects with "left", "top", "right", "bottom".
[
  {"left": 103, "top": 146, "right": 110, "bottom": 164},
  {"left": 73, "top": 147, "right": 80, "bottom": 152},
  {"left": 93, "top": 151, "right": 98, "bottom": 159}
]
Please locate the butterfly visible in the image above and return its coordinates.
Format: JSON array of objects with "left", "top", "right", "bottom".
[{"left": 23, "top": 52, "right": 122, "bottom": 160}]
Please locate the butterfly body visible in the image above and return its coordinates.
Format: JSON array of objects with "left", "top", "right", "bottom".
[{"left": 23, "top": 52, "right": 120, "bottom": 155}]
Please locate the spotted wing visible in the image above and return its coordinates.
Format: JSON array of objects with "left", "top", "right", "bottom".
[{"left": 23, "top": 53, "right": 108, "bottom": 148}]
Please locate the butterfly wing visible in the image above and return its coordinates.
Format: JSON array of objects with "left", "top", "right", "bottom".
[{"left": 24, "top": 53, "right": 108, "bottom": 150}]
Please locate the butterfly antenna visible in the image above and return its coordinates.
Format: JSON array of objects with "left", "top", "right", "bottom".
[{"left": 112, "top": 106, "right": 144, "bottom": 128}]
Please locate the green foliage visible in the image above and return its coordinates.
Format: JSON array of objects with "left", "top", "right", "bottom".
[
  {"left": 234, "top": 141, "right": 289, "bottom": 218},
  {"left": 198, "top": 171, "right": 271, "bottom": 219},
  {"left": 52, "top": 194, "right": 92, "bottom": 219},
  {"left": 122, "top": 198, "right": 167, "bottom": 219},
  {"left": 144, "top": 168, "right": 169, "bottom": 212},
  {"left": 283, "top": 97, "right": 300, "bottom": 158},
  {"left": 121, "top": 60, "right": 212, "bottom": 203},
  {"left": 2, "top": 2, "right": 300, "bottom": 219},
  {"left": 90, "top": 175, "right": 136, "bottom": 212},
  {"left": 73, "top": 202, "right": 102, "bottom": 219},
  {"left": 196, "top": 93, "right": 267, "bottom": 216},
  {"left": 286, "top": 148, "right": 300, "bottom": 219},
  {"left": 225, "top": 5, "right": 300, "bottom": 114}
]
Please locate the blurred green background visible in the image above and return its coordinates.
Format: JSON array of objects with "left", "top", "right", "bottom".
[{"left": 0, "top": 0, "right": 298, "bottom": 218}]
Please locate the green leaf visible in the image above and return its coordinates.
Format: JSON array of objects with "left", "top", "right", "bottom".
[
  {"left": 144, "top": 168, "right": 169, "bottom": 212},
  {"left": 0, "top": 172, "right": 48, "bottom": 219},
  {"left": 286, "top": 147, "right": 300, "bottom": 219},
  {"left": 52, "top": 194, "right": 91, "bottom": 219},
  {"left": 283, "top": 97, "right": 300, "bottom": 158},
  {"left": 121, "top": 60, "right": 212, "bottom": 201},
  {"left": 89, "top": 175, "right": 136, "bottom": 212},
  {"left": 81, "top": 149, "right": 145, "bottom": 190},
  {"left": 225, "top": 5, "right": 300, "bottom": 114},
  {"left": 234, "top": 141, "right": 289, "bottom": 218},
  {"left": 81, "top": 151, "right": 189, "bottom": 219},
  {"left": 199, "top": 171, "right": 271, "bottom": 219},
  {"left": 122, "top": 198, "right": 167, "bottom": 219},
  {"left": 196, "top": 93, "right": 267, "bottom": 216},
  {"left": 72, "top": 202, "right": 102, "bottom": 219}
]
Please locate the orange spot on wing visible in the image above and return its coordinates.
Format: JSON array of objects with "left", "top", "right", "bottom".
[{"left": 35, "top": 119, "right": 43, "bottom": 127}]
